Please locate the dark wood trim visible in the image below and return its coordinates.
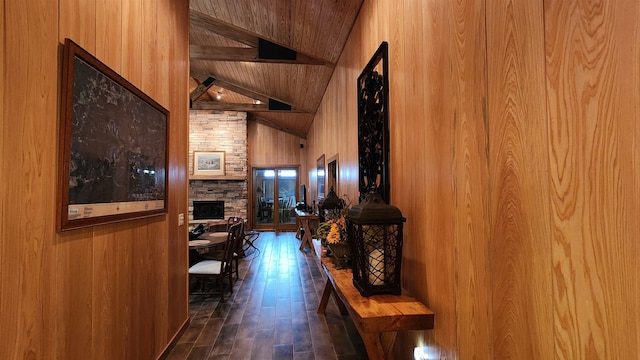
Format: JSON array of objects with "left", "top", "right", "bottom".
[
  {"left": 191, "top": 101, "right": 303, "bottom": 113},
  {"left": 190, "top": 45, "right": 328, "bottom": 66},
  {"left": 157, "top": 318, "right": 190, "bottom": 360}
]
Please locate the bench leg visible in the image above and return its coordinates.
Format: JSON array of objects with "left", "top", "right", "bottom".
[
  {"left": 317, "top": 278, "right": 348, "bottom": 315},
  {"left": 359, "top": 331, "right": 396, "bottom": 360},
  {"left": 317, "top": 279, "right": 333, "bottom": 314},
  {"left": 360, "top": 332, "right": 386, "bottom": 360}
]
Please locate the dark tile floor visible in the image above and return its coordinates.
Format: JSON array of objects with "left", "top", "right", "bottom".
[{"left": 166, "top": 232, "right": 368, "bottom": 360}]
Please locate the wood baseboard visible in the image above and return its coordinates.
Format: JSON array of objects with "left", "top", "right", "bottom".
[{"left": 156, "top": 317, "right": 191, "bottom": 360}]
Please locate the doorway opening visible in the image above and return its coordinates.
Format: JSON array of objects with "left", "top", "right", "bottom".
[{"left": 252, "top": 167, "right": 299, "bottom": 231}]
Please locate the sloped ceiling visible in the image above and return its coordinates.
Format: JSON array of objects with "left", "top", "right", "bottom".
[{"left": 189, "top": 0, "right": 363, "bottom": 138}]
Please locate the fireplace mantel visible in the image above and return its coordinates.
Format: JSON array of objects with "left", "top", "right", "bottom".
[{"left": 189, "top": 175, "right": 246, "bottom": 181}]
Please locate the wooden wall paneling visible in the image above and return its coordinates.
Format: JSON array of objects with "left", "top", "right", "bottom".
[
  {"left": 166, "top": 0, "right": 190, "bottom": 342},
  {"left": 422, "top": 0, "right": 457, "bottom": 356},
  {"left": 91, "top": 2, "right": 127, "bottom": 357},
  {"left": 384, "top": 2, "right": 425, "bottom": 356},
  {"left": 1, "top": 0, "right": 59, "bottom": 359},
  {"left": 545, "top": 1, "right": 639, "bottom": 358},
  {"left": 308, "top": 0, "right": 640, "bottom": 358},
  {"left": 1, "top": 0, "right": 188, "bottom": 358},
  {"left": 390, "top": 0, "right": 429, "bottom": 319},
  {"left": 450, "top": 0, "right": 492, "bottom": 359},
  {"left": 56, "top": 6, "right": 97, "bottom": 349},
  {"left": 132, "top": 221, "right": 153, "bottom": 359},
  {"left": 92, "top": 224, "right": 130, "bottom": 360},
  {"left": 632, "top": 3, "right": 640, "bottom": 354},
  {"left": 95, "top": 0, "right": 122, "bottom": 71},
  {"left": 248, "top": 121, "right": 304, "bottom": 167},
  {"left": 486, "top": 0, "right": 552, "bottom": 359},
  {"left": 247, "top": 121, "right": 305, "bottom": 227},
  {"left": 0, "top": 14, "right": 4, "bottom": 347},
  {"left": 59, "top": 0, "right": 96, "bottom": 51},
  {"left": 56, "top": 2, "right": 97, "bottom": 359},
  {"left": 143, "top": 0, "right": 159, "bottom": 97},
  {"left": 0, "top": 0, "right": 5, "bottom": 350},
  {"left": 55, "top": 229, "right": 94, "bottom": 359},
  {"left": 122, "top": 0, "right": 143, "bottom": 84},
  {"left": 144, "top": 1, "right": 161, "bottom": 353}
]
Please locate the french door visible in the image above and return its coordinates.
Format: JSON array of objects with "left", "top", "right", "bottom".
[{"left": 252, "top": 167, "right": 299, "bottom": 231}]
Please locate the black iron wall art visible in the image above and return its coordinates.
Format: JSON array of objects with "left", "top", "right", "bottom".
[
  {"left": 58, "top": 38, "right": 169, "bottom": 231},
  {"left": 357, "top": 41, "right": 390, "bottom": 203}
]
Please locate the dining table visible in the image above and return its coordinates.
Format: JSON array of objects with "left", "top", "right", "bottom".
[
  {"left": 188, "top": 231, "right": 228, "bottom": 249},
  {"left": 188, "top": 231, "right": 229, "bottom": 266}
]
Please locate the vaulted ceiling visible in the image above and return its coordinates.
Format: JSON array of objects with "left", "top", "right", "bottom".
[{"left": 188, "top": 0, "right": 364, "bottom": 138}]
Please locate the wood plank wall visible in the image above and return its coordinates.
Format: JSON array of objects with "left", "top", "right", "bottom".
[
  {"left": 248, "top": 121, "right": 307, "bottom": 181},
  {"left": 307, "top": 0, "right": 639, "bottom": 358},
  {"left": 247, "top": 121, "right": 307, "bottom": 225},
  {"left": 1, "top": 0, "right": 190, "bottom": 359}
]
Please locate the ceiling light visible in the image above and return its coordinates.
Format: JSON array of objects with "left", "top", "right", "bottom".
[
  {"left": 216, "top": 92, "right": 222, "bottom": 100},
  {"left": 255, "top": 100, "right": 261, "bottom": 105}
]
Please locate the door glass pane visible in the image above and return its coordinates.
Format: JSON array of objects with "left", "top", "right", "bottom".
[
  {"left": 277, "top": 169, "right": 297, "bottom": 225},
  {"left": 255, "top": 169, "right": 275, "bottom": 225}
]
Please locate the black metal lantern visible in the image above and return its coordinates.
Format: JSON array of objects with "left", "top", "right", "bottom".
[
  {"left": 319, "top": 187, "right": 343, "bottom": 222},
  {"left": 347, "top": 192, "right": 406, "bottom": 296}
]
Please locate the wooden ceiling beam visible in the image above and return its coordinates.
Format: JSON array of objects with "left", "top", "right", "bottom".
[
  {"left": 212, "top": 77, "right": 308, "bottom": 113},
  {"left": 191, "top": 101, "right": 306, "bottom": 113},
  {"left": 190, "top": 45, "right": 327, "bottom": 66},
  {"left": 189, "top": 9, "right": 334, "bottom": 68},
  {"left": 190, "top": 72, "right": 313, "bottom": 114},
  {"left": 190, "top": 9, "right": 258, "bottom": 47},
  {"left": 209, "top": 77, "right": 269, "bottom": 104},
  {"left": 189, "top": 76, "right": 215, "bottom": 102},
  {"left": 191, "top": 101, "right": 267, "bottom": 111}
]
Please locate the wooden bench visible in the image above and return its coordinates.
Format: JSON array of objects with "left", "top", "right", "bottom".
[{"left": 316, "top": 245, "right": 434, "bottom": 360}]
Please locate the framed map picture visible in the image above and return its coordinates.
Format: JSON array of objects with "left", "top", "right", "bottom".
[{"left": 58, "top": 38, "right": 169, "bottom": 231}]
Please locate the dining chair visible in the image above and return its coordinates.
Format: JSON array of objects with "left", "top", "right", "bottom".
[
  {"left": 188, "top": 222, "right": 243, "bottom": 302},
  {"left": 199, "top": 217, "right": 245, "bottom": 280}
]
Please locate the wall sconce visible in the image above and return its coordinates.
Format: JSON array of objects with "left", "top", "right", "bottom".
[
  {"left": 216, "top": 92, "right": 222, "bottom": 100},
  {"left": 255, "top": 99, "right": 261, "bottom": 104},
  {"left": 414, "top": 346, "right": 431, "bottom": 359}
]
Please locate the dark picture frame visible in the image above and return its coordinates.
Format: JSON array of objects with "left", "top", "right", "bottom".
[
  {"left": 317, "top": 154, "right": 326, "bottom": 200},
  {"left": 357, "top": 41, "right": 390, "bottom": 203},
  {"left": 57, "top": 38, "right": 169, "bottom": 231},
  {"left": 193, "top": 151, "right": 225, "bottom": 177}
]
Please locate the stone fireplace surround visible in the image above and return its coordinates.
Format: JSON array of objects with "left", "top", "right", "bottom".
[{"left": 189, "top": 110, "right": 248, "bottom": 224}]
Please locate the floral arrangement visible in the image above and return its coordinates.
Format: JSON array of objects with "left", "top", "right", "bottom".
[
  {"left": 317, "top": 215, "right": 347, "bottom": 245},
  {"left": 316, "top": 195, "right": 351, "bottom": 246}
]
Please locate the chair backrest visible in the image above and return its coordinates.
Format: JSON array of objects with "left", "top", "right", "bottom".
[
  {"left": 231, "top": 219, "right": 245, "bottom": 254},
  {"left": 223, "top": 222, "right": 244, "bottom": 268},
  {"left": 226, "top": 216, "right": 240, "bottom": 231}
]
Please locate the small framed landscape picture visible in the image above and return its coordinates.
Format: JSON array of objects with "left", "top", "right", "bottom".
[{"left": 194, "top": 151, "right": 225, "bottom": 176}]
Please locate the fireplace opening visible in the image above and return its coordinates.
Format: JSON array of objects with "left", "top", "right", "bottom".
[{"left": 193, "top": 201, "right": 224, "bottom": 220}]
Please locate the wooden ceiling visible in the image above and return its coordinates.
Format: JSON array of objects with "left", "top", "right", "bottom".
[{"left": 189, "top": 0, "right": 364, "bottom": 138}]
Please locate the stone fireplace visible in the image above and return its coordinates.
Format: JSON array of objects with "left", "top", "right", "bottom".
[{"left": 188, "top": 110, "right": 248, "bottom": 223}]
